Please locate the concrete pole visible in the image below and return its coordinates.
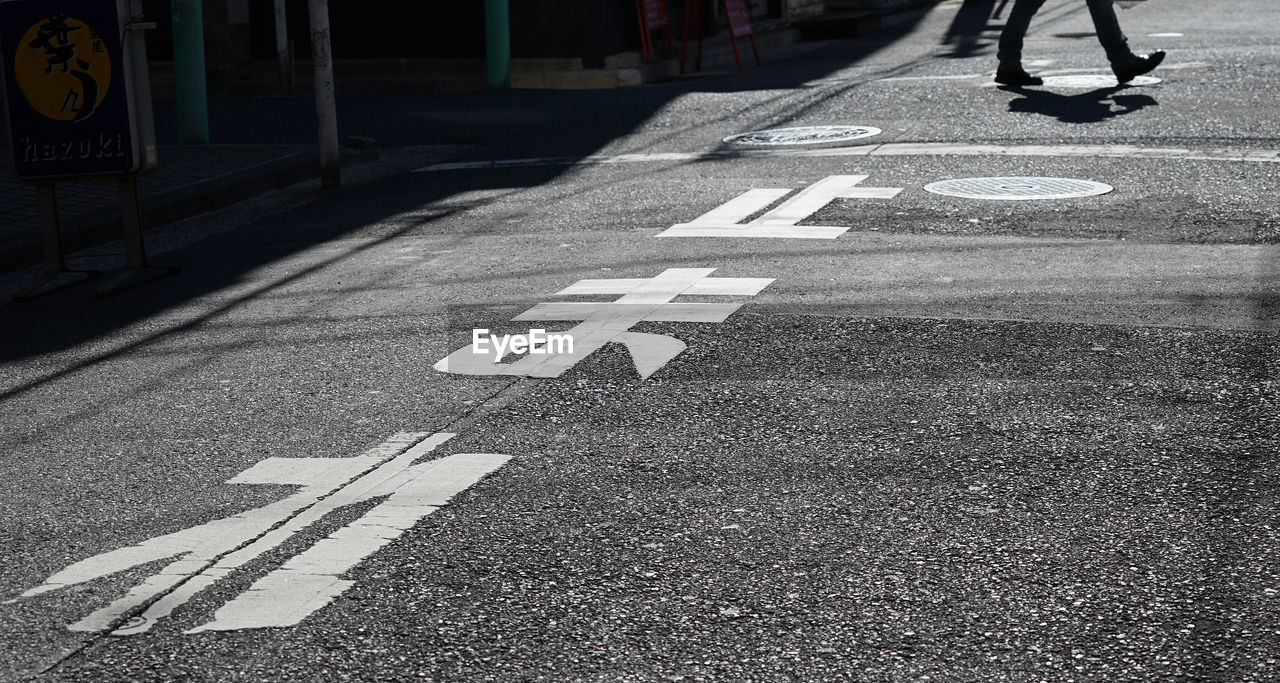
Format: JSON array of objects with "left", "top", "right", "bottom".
[
  {"left": 308, "top": 0, "right": 340, "bottom": 189},
  {"left": 274, "top": 0, "right": 294, "bottom": 93},
  {"left": 485, "top": 0, "right": 510, "bottom": 88},
  {"left": 171, "top": 0, "right": 210, "bottom": 144}
]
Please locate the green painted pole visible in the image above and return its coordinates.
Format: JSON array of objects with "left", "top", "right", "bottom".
[
  {"left": 484, "top": 0, "right": 510, "bottom": 88},
  {"left": 171, "top": 0, "right": 210, "bottom": 144}
]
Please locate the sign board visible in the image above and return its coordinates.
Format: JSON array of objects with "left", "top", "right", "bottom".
[
  {"left": 0, "top": 0, "right": 157, "bottom": 181},
  {"left": 640, "top": 0, "right": 668, "bottom": 30},
  {"left": 721, "top": 0, "right": 753, "bottom": 37}
]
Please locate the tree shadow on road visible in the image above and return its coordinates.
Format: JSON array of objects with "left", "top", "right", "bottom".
[{"left": 1001, "top": 85, "right": 1158, "bottom": 123}]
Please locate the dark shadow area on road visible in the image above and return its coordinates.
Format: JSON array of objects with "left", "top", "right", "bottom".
[
  {"left": 0, "top": 0, "right": 1106, "bottom": 406},
  {"left": 940, "top": 0, "right": 1090, "bottom": 60},
  {"left": 940, "top": 0, "right": 1006, "bottom": 59},
  {"left": 1002, "top": 84, "right": 1157, "bottom": 123},
  {"left": 0, "top": 198, "right": 469, "bottom": 410}
]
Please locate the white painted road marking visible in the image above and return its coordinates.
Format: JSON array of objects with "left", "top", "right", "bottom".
[
  {"left": 1039, "top": 74, "right": 1160, "bottom": 88},
  {"left": 803, "top": 61, "right": 1204, "bottom": 86},
  {"left": 411, "top": 141, "right": 1280, "bottom": 173},
  {"left": 868, "top": 73, "right": 985, "bottom": 82},
  {"left": 657, "top": 175, "right": 902, "bottom": 239},
  {"left": 434, "top": 268, "right": 773, "bottom": 379},
  {"left": 8, "top": 432, "right": 511, "bottom": 634}
]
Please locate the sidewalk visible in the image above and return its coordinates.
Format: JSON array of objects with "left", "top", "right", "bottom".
[
  {"left": 144, "top": 10, "right": 899, "bottom": 95},
  {"left": 0, "top": 144, "right": 388, "bottom": 274}
]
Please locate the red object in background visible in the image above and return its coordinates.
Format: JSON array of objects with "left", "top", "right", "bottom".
[
  {"left": 720, "top": 0, "right": 753, "bottom": 37},
  {"left": 720, "top": 0, "right": 760, "bottom": 67},
  {"left": 681, "top": 0, "right": 760, "bottom": 72},
  {"left": 641, "top": 0, "right": 668, "bottom": 29},
  {"left": 636, "top": 0, "right": 673, "bottom": 63}
]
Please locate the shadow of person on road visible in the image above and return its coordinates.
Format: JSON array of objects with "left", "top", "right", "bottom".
[
  {"left": 1001, "top": 85, "right": 1158, "bottom": 123},
  {"left": 941, "top": 0, "right": 1007, "bottom": 59}
]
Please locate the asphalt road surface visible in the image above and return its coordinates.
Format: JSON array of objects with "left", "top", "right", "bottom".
[{"left": 1, "top": 0, "right": 1277, "bottom": 680}]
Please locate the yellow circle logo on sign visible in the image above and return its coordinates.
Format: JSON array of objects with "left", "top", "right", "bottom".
[{"left": 13, "top": 13, "right": 111, "bottom": 122}]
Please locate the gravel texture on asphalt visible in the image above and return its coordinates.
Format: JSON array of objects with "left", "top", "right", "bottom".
[{"left": 41, "top": 314, "right": 1278, "bottom": 681}]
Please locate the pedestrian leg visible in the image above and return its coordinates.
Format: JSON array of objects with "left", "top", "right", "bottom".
[
  {"left": 997, "top": 0, "right": 1049, "bottom": 70},
  {"left": 1083, "top": 0, "right": 1132, "bottom": 64},
  {"left": 1085, "top": 0, "right": 1165, "bottom": 82}
]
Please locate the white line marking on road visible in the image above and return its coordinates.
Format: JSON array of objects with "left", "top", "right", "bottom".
[
  {"left": 1040, "top": 74, "right": 1160, "bottom": 88},
  {"left": 8, "top": 432, "right": 511, "bottom": 634},
  {"left": 977, "top": 61, "right": 1207, "bottom": 87},
  {"left": 1148, "top": 32, "right": 1184, "bottom": 37},
  {"left": 876, "top": 73, "right": 988, "bottom": 82},
  {"left": 412, "top": 140, "right": 1278, "bottom": 173},
  {"left": 188, "top": 452, "right": 509, "bottom": 632},
  {"left": 827, "top": 61, "right": 1204, "bottom": 85},
  {"left": 434, "top": 268, "right": 772, "bottom": 379},
  {"left": 692, "top": 187, "right": 793, "bottom": 224},
  {"left": 657, "top": 175, "right": 903, "bottom": 239}
]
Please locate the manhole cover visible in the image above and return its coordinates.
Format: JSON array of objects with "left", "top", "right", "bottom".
[
  {"left": 1040, "top": 74, "right": 1161, "bottom": 88},
  {"left": 723, "top": 125, "right": 881, "bottom": 146},
  {"left": 924, "top": 177, "right": 1113, "bottom": 200}
]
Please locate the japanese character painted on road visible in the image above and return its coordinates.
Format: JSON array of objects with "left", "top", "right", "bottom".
[
  {"left": 434, "top": 268, "right": 774, "bottom": 380},
  {"left": 6, "top": 433, "right": 510, "bottom": 634}
]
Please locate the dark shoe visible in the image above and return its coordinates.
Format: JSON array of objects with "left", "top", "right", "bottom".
[
  {"left": 995, "top": 68, "right": 1044, "bottom": 86},
  {"left": 1112, "top": 49, "right": 1166, "bottom": 83}
]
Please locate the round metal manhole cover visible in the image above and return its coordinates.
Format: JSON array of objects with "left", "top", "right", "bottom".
[
  {"left": 723, "top": 125, "right": 882, "bottom": 146},
  {"left": 1040, "top": 74, "right": 1161, "bottom": 88},
  {"left": 924, "top": 177, "right": 1114, "bottom": 200}
]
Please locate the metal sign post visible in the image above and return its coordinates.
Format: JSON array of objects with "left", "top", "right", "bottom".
[
  {"left": 274, "top": 0, "right": 294, "bottom": 93},
  {"left": 308, "top": 0, "right": 339, "bottom": 189},
  {"left": 0, "top": 0, "right": 175, "bottom": 297},
  {"left": 12, "top": 183, "right": 101, "bottom": 299}
]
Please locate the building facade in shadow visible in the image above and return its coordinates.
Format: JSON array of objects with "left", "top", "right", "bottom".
[{"left": 137, "top": 0, "right": 840, "bottom": 95}]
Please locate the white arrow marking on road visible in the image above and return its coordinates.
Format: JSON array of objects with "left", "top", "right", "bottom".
[
  {"left": 8, "top": 432, "right": 511, "bottom": 634},
  {"left": 434, "top": 268, "right": 773, "bottom": 379},
  {"left": 657, "top": 175, "right": 902, "bottom": 239}
]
